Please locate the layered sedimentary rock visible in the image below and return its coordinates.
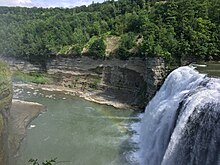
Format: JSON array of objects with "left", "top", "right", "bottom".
[{"left": 2, "top": 56, "right": 166, "bottom": 109}]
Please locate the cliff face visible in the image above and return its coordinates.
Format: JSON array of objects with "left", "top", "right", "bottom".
[
  {"left": 2, "top": 56, "right": 166, "bottom": 109},
  {"left": 0, "top": 62, "right": 12, "bottom": 165}
]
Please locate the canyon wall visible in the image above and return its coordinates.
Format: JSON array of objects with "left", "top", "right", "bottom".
[
  {"left": 0, "top": 63, "right": 12, "bottom": 165},
  {"left": 2, "top": 56, "right": 166, "bottom": 110}
]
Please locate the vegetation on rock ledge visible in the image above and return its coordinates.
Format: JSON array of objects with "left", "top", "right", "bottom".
[{"left": 13, "top": 71, "right": 51, "bottom": 84}]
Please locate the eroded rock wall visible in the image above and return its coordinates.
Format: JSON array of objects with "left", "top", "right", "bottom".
[
  {"left": 144, "top": 57, "right": 166, "bottom": 104},
  {"left": 0, "top": 64, "right": 12, "bottom": 165},
  {"left": 2, "top": 56, "right": 166, "bottom": 109}
]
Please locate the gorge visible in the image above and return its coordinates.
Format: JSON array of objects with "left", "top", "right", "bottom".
[
  {"left": 0, "top": 59, "right": 220, "bottom": 165},
  {"left": 2, "top": 56, "right": 166, "bottom": 110},
  {"left": 0, "top": 0, "right": 220, "bottom": 164},
  {"left": 0, "top": 62, "right": 45, "bottom": 165}
]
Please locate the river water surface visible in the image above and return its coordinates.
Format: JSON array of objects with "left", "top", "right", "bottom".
[
  {"left": 12, "top": 63, "right": 220, "bottom": 165},
  {"left": 13, "top": 86, "right": 140, "bottom": 165},
  {"left": 194, "top": 63, "right": 220, "bottom": 77}
]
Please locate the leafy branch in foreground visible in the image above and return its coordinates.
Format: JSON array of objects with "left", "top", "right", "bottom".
[{"left": 28, "top": 158, "right": 56, "bottom": 165}]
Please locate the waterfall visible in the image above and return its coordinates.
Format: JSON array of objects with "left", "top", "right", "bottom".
[{"left": 140, "top": 66, "right": 220, "bottom": 165}]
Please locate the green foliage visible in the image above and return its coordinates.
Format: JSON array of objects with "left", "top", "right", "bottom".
[
  {"left": 120, "top": 32, "right": 136, "bottom": 50},
  {"left": 13, "top": 71, "right": 51, "bottom": 84},
  {"left": 28, "top": 158, "right": 56, "bottom": 165},
  {"left": 69, "top": 44, "right": 83, "bottom": 56},
  {"left": 0, "top": 0, "right": 219, "bottom": 64},
  {"left": 115, "top": 32, "right": 136, "bottom": 60},
  {"left": 116, "top": 47, "right": 130, "bottom": 60},
  {"left": 89, "top": 79, "right": 100, "bottom": 89},
  {"left": 88, "top": 38, "right": 106, "bottom": 58}
]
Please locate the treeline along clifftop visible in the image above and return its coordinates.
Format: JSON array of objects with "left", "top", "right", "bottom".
[{"left": 0, "top": 0, "right": 219, "bottom": 66}]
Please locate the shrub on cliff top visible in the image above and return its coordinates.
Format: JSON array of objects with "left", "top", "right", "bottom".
[{"left": 88, "top": 38, "right": 106, "bottom": 59}]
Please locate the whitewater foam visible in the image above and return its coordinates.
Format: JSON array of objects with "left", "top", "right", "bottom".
[{"left": 138, "top": 66, "right": 220, "bottom": 165}]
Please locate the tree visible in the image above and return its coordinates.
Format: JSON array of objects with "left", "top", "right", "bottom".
[
  {"left": 88, "top": 38, "right": 106, "bottom": 58},
  {"left": 0, "top": 0, "right": 219, "bottom": 63}
]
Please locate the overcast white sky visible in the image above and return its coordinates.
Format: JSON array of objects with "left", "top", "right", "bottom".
[{"left": 0, "top": 0, "right": 105, "bottom": 8}]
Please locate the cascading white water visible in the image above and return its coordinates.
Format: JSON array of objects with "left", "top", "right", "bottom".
[{"left": 140, "top": 66, "right": 220, "bottom": 165}]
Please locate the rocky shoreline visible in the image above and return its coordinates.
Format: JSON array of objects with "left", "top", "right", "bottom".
[
  {"left": 0, "top": 56, "right": 166, "bottom": 164},
  {"left": 2, "top": 56, "right": 166, "bottom": 110},
  {"left": 0, "top": 56, "right": 165, "bottom": 164},
  {"left": 13, "top": 83, "right": 134, "bottom": 110},
  {"left": 8, "top": 99, "right": 45, "bottom": 164},
  {"left": 7, "top": 82, "right": 137, "bottom": 164}
]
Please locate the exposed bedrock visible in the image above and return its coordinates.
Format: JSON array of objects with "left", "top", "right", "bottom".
[
  {"left": 2, "top": 56, "right": 166, "bottom": 110},
  {"left": 0, "top": 66, "right": 12, "bottom": 165}
]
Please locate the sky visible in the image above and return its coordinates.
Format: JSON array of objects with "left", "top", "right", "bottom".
[{"left": 0, "top": 0, "right": 105, "bottom": 8}]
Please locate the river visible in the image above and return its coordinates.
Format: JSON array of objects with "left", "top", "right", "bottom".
[
  {"left": 193, "top": 62, "right": 220, "bottom": 77},
  {"left": 13, "top": 86, "right": 140, "bottom": 165},
  {"left": 12, "top": 63, "right": 220, "bottom": 165}
]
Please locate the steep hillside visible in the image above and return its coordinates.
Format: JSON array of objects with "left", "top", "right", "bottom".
[{"left": 0, "top": 0, "right": 219, "bottom": 66}]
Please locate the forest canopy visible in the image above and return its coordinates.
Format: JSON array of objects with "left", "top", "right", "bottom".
[{"left": 0, "top": 0, "right": 219, "bottom": 65}]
